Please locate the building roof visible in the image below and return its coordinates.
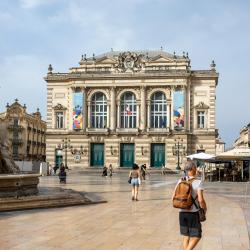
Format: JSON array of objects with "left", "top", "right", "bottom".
[{"left": 92, "top": 50, "right": 184, "bottom": 60}]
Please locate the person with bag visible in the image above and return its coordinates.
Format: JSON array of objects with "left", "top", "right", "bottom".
[
  {"left": 172, "top": 160, "right": 207, "bottom": 250},
  {"left": 129, "top": 163, "right": 141, "bottom": 201}
]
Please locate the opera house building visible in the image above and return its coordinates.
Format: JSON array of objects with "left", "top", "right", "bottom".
[{"left": 44, "top": 50, "right": 218, "bottom": 169}]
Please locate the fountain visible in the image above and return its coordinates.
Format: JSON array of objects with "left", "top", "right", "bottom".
[{"left": 0, "top": 123, "right": 39, "bottom": 198}]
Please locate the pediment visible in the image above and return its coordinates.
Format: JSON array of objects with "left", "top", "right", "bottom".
[
  {"left": 195, "top": 102, "right": 209, "bottom": 109},
  {"left": 53, "top": 103, "right": 67, "bottom": 110},
  {"left": 150, "top": 55, "right": 174, "bottom": 63},
  {"left": 95, "top": 56, "right": 117, "bottom": 64}
]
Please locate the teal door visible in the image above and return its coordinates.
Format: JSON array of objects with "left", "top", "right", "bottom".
[
  {"left": 55, "top": 150, "right": 63, "bottom": 167},
  {"left": 151, "top": 144, "right": 165, "bottom": 168},
  {"left": 120, "top": 143, "right": 134, "bottom": 167},
  {"left": 90, "top": 143, "right": 104, "bottom": 167}
]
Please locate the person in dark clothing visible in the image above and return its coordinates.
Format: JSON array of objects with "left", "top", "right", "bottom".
[
  {"left": 102, "top": 165, "right": 108, "bottom": 177},
  {"left": 141, "top": 164, "right": 146, "bottom": 180},
  {"left": 59, "top": 163, "right": 66, "bottom": 183}
]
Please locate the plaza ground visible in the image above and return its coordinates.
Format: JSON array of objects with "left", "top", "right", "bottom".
[{"left": 0, "top": 172, "right": 249, "bottom": 250}]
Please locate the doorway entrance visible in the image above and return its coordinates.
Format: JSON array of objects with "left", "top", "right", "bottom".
[
  {"left": 90, "top": 143, "right": 104, "bottom": 167},
  {"left": 55, "top": 149, "right": 63, "bottom": 168},
  {"left": 120, "top": 143, "right": 134, "bottom": 167},
  {"left": 151, "top": 143, "right": 165, "bottom": 168}
]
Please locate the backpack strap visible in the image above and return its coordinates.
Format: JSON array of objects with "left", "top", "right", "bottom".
[{"left": 188, "top": 178, "right": 200, "bottom": 209}]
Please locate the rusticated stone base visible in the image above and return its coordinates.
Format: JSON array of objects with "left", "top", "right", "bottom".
[{"left": 0, "top": 174, "right": 39, "bottom": 198}]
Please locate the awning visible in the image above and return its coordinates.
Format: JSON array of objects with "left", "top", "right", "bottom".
[{"left": 216, "top": 147, "right": 250, "bottom": 161}]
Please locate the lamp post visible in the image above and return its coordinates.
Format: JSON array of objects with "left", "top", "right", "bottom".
[
  {"left": 172, "top": 138, "right": 186, "bottom": 170},
  {"left": 58, "top": 138, "right": 71, "bottom": 168}
]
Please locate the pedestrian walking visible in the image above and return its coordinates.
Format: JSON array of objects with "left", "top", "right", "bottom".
[
  {"left": 140, "top": 164, "right": 146, "bottom": 180},
  {"left": 58, "top": 163, "right": 66, "bottom": 184},
  {"left": 102, "top": 165, "right": 108, "bottom": 177},
  {"left": 172, "top": 161, "right": 207, "bottom": 250},
  {"left": 129, "top": 163, "right": 141, "bottom": 201},
  {"left": 161, "top": 164, "right": 167, "bottom": 175},
  {"left": 109, "top": 164, "right": 113, "bottom": 178}
]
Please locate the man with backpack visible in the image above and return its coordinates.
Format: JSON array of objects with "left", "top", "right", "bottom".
[{"left": 172, "top": 160, "right": 207, "bottom": 250}]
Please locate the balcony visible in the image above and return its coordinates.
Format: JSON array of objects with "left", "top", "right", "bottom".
[
  {"left": 8, "top": 124, "right": 24, "bottom": 131},
  {"left": 86, "top": 128, "right": 109, "bottom": 135},
  {"left": 11, "top": 138, "right": 23, "bottom": 145},
  {"left": 116, "top": 128, "right": 139, "bottom": 135},
  {"left": 147, "top": 128, "right": 171, "bottom": 135}
]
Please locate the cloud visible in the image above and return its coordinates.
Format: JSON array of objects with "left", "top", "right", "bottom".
[
  {"left": 19, "top": 0, "right": 58, "bottom": 9},
  {"left": 0, "top": 54, "right": 47, "bottom": 118}
]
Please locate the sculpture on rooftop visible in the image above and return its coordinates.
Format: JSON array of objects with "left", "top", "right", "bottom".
[{"left": 117, "top": 51, "right": 144, "bottom": 72}]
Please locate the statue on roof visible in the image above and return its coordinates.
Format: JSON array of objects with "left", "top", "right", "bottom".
[{"left": 117, "top": 51, "right": 144, "bottom": 72}]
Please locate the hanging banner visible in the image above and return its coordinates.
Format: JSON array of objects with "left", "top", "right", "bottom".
[
  {"left": 73, "top": 92, "right": 83, "bottom": 130},
  {"left": 173, "top": 90, "right": 184, "bottom": 130}
]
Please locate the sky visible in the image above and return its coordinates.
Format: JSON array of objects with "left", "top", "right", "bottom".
[{"left": 0, "top": 0, "right": 250, "bottom": 148}]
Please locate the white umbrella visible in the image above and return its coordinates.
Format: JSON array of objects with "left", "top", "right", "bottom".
[
  {"left": 216, "top": 147, "right": 250, "bottom": 160},
  {"left": 187, "top": 152, "right": 215, "bottom": 160}
]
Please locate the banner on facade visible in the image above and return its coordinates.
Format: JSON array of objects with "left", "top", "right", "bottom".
[
  {"left": 173, "top": 90, "right": 184, "bottom": 130},
  {"left": 73, "top": 92, "right": 83, "bottom": 130}
]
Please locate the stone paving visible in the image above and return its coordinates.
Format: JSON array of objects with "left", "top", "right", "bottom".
[{"left": 0, "top": 172, "right": 249, "bottom": 250}]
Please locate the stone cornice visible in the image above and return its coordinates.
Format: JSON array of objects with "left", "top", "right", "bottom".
[{"left": 44, "top": 71, "right": 191, "bottom": 82}]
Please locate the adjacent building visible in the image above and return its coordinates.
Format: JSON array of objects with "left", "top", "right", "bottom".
[
  {"left": 0, "top": 100, "right": 46, "bottom": 161},
  {"left": 234, "top": 123, "right": 250, "bottom": 148},
  {"left": 45, "top": 50, "right": 219, "bottom": 169}
]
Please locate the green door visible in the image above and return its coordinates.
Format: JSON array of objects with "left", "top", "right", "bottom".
[
  {"left": 55, "top": 150, "right": 63, "bottom": 168},
  {"left": 120, "top": 143, "right": 134, "bottom": 167},
  {"left": 91, "top": 143, "right": 104, "bottom": 167},
  {"left": 151, "top": 143, "right": 165, "bottom": 168}
]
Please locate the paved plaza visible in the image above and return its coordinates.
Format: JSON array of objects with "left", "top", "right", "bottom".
[{"left": 0, "top": 172, "right": 250, "bottom": 250}]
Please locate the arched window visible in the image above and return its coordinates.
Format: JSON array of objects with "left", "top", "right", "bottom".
[
  {"left": 120, "top": 92, "right": 137, "bottom": 128},
  {"left": 91, "top": 92, "right": 107, "bottom": 128},
  {"left": 150, "top": 91, "right": 167, "bottom": 128}
]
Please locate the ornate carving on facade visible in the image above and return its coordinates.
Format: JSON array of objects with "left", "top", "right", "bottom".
[
  {"left": 195, "top": 102, "right": 209, "bottom": 109},
  {"left": 91, "top": 136, "right": 104, "bottom": 142},
  {"left": 53, "top": 103, "right": 67, "bottom": 110},
  {"left": 117, "top": 52, "right": 144, "bottom": 72},
  {"left": 121, "top": 136, "right": 133, "bottom": 142},
  {"left": 152, "top": 136, "right": 164, "bottom": 142}
]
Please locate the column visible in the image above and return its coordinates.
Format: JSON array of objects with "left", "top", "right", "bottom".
[
  {"left": 117, "top": 102, "right": 120, "bottom": 129},
  {"left": 110, "top": 87, "right": 116, "bottom": 131},
  {"left": 171, "top": 87, "right": 175, "bottom": 130},
  {"left": 183, "top": 86, "right": 187, "bottom": 130},
  {"left": 140, "top": 86, "right": 146, "bottom": 131},
  {"left": 87, "top": 101, "right": 91, "bottom": 128},
  {"left": 107, "top": 104, "right": 110, "bottom": 128},
  {"left": 147, "top": 100, "right": 150, "bottom": 130},
  {"left": 186, "top": 83, "right": 190, "bottom": 131},
  {"left": 70, "top": 87, "right": 75, "bottom": 131},
  {"left": 82, "top": 87, "right": 87, "bottom": 131},
  {"left": 136, "top": 105, "right": 140, "bottom": 128},
  {"left": 167, "top": 102, "right": 171, "bottom": 129}
]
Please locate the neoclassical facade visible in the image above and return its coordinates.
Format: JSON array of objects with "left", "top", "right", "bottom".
[
  {"left": 0, "top": 100, "right": 46, "bottom": 161},
  {"left": 45, "top": 50, "right": 218, "bottom": 169}
]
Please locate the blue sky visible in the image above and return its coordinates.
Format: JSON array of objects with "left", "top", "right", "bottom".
[{"left": 0, "top": 0, "right": 250, "bottom": 147}]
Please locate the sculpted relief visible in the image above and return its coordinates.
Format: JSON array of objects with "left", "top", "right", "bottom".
[{"left": 117, "top": 52, "right": 144, "bottom": 72}]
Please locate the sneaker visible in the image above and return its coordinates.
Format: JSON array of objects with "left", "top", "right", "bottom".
[
  {"left": 132, "top": 196, "right": 134, "bottom": 201},
  {"left": 135, "top": 198, "right": 139, "bottom": 201}
]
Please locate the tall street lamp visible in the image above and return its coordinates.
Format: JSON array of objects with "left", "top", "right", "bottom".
[
  {"left": 58, "top": 138, "right": 71, "bottom": 168},
  {"left": 172, "top": 137, "right": 186, "bottom": 170}
]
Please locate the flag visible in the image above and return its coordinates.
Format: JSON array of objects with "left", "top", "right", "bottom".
[{"left": 126, "top": 105, "right": 132, "bottom": 115}]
